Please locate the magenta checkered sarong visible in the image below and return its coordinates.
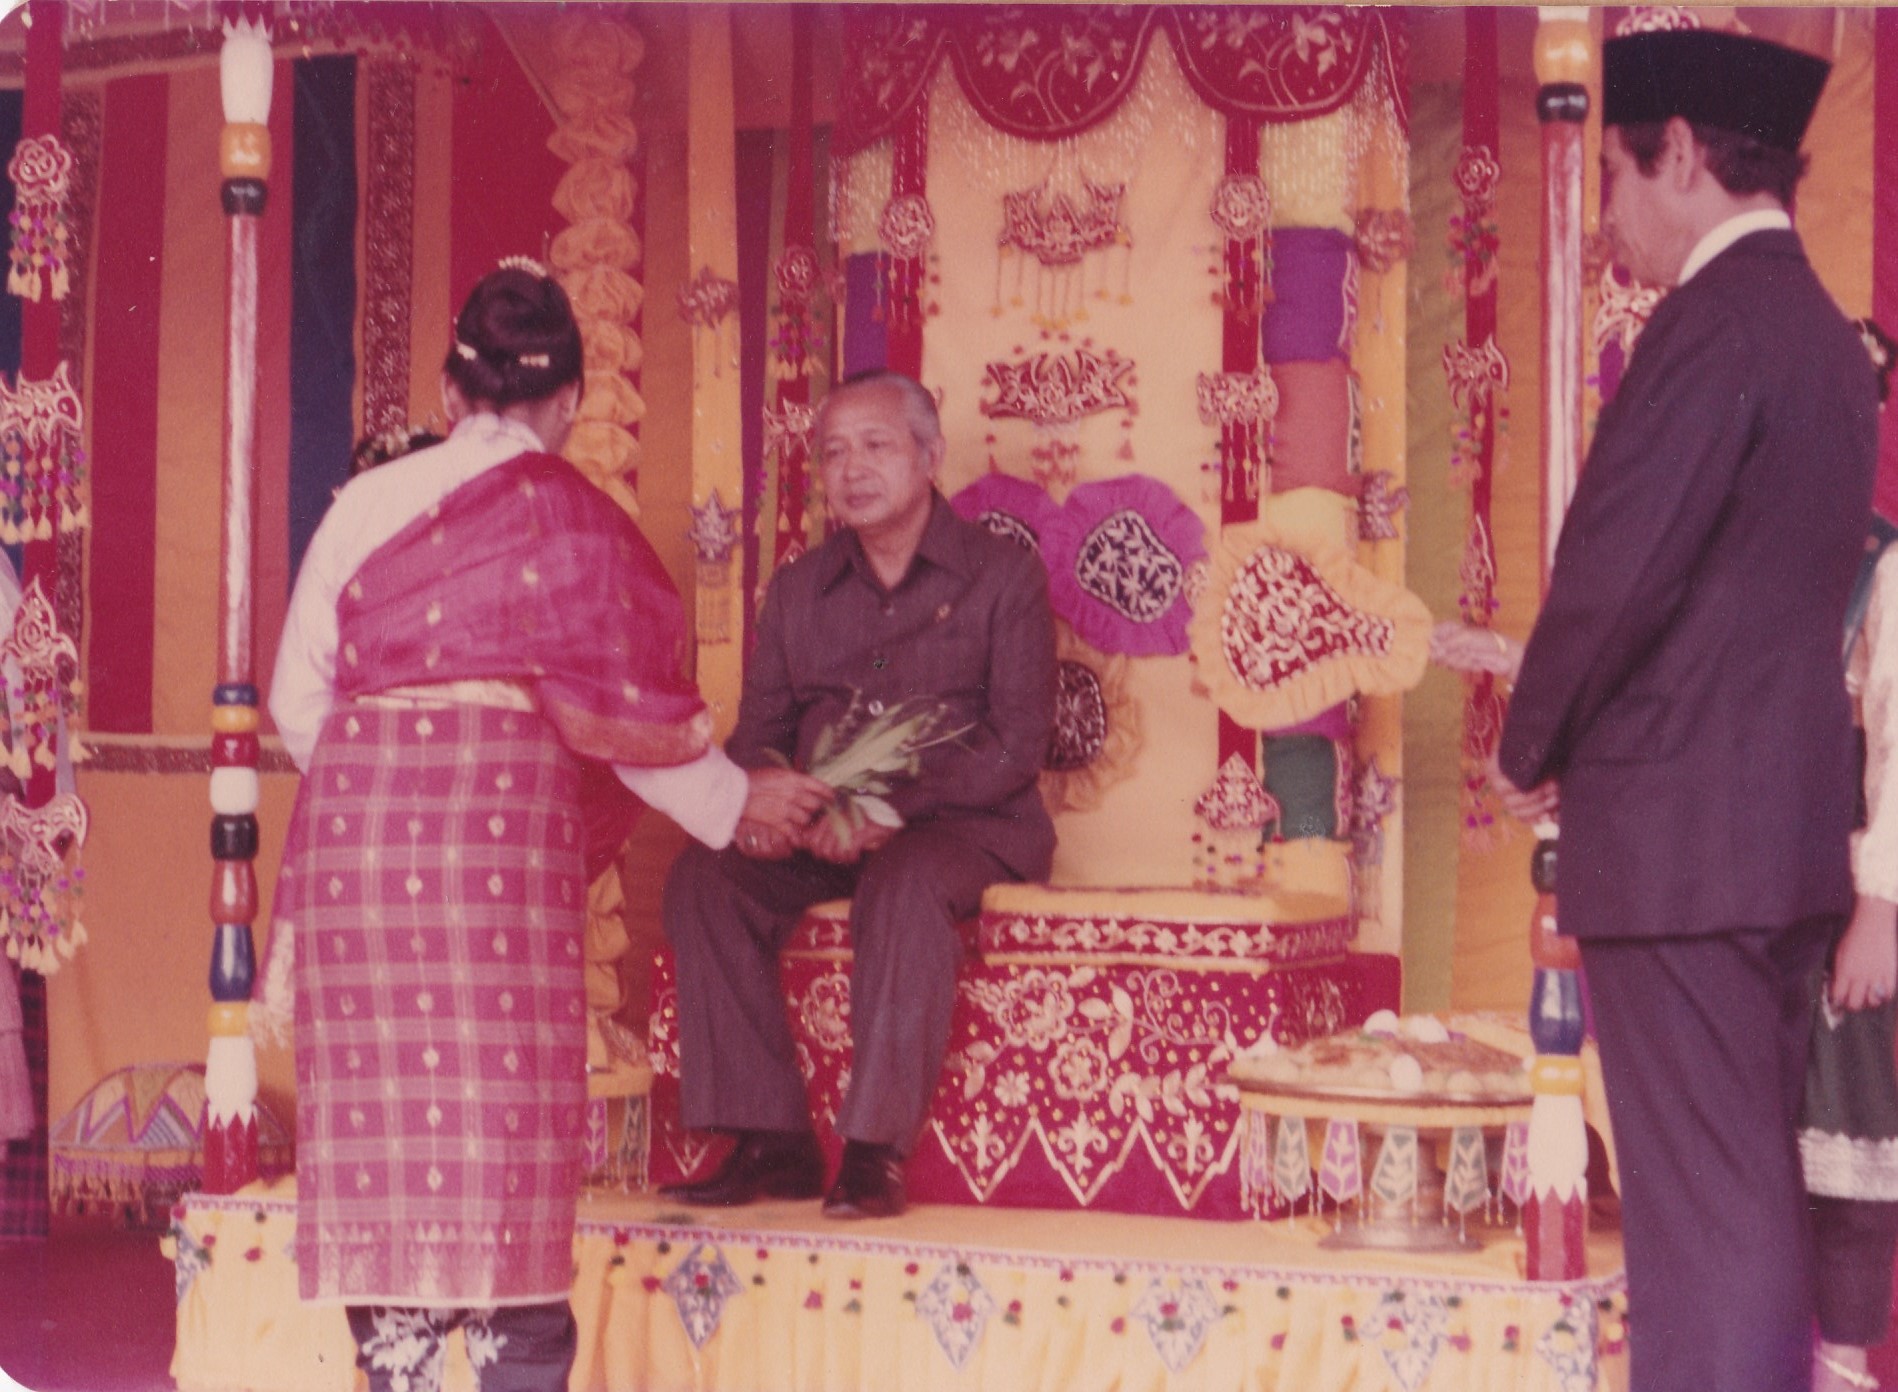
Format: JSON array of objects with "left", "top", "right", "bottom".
[{"left": 276, "top": 701, "right": 588, "bottom": 1304}]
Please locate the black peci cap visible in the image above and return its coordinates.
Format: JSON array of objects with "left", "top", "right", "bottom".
[{"left": 1602, "top": 30, "right": 1830, "bottom": 152}]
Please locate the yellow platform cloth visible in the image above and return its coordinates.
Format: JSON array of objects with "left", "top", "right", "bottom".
[{"left": 169, "top": 1179, "right": 1626, "bottom": 1392}]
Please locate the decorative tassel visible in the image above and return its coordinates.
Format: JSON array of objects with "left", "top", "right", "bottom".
[
  {"left": 0, "top": 362, "right": 88, "bottom": 545},
  {"left": 6, "top": 134, "right": 74, "bottom": 303}
]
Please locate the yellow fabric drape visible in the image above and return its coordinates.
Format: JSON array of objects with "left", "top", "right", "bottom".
[
  {"left": 685, "top": 5, "right": 744, "bottom": 740},
  {"left": 169, "top": 1180, "right": 1629, "bottom": 1392}
]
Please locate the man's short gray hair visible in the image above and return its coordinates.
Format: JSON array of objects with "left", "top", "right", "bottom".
[{"left": 815, "top": 370, "right": 942, "bottom": 448}]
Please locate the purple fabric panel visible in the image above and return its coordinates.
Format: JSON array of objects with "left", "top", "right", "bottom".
[
  {"left": 1261, "top": 227, "right": 1358, "bottom": 364},
  {"left": 842, "top": 252, "right": 889, "bottom": 376}
]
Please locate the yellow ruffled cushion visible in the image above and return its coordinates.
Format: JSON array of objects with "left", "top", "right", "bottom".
[{"left": 1191, "top": 520, "right": 1431, "bottom": 730}]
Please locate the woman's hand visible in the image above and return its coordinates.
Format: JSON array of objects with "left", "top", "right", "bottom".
[
  {"left": 1830, "top": 894, "right": 1898, "bottom": 1012},
  {"left": 1430, "top": 621, "right": 1524, "bottom": 683}
]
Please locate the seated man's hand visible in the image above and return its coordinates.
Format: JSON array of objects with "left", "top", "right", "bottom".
[
  {"left": 802, "top": 802, "right": 899, "bottom": 865},
  {"left": 734, "top": 815, "right": 795, "bottom": 860},
  {"left": 1485, "top": 750, "right": 1559, "bottom": 823},
  {"left": 742, "top": 766, "right": 833, "bottom": 840}
]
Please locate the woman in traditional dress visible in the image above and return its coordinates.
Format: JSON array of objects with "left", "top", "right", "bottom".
[
  {"left": 260, "top": 262, "right": 825, "bottom": 1392},
  {"left": 1803, "top": 322, "right": 1898, "bottom": 1392}
]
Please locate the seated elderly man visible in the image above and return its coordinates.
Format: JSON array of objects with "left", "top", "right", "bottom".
[{"left": 662, "top": 370, "right": 1056, "bottom": 1219}]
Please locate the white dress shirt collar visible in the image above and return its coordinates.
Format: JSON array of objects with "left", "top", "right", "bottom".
[{"left": 1677, "top": 207, "right": 1792, "bottom": 286}]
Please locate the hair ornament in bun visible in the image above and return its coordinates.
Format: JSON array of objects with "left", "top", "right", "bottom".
[
  {"left": 517, "top": 352, "right": 552, "bottom": 369},
  {"left": 498, "top": 254, "right": 549, "bottom": 279},
  {"left": 454, "top": 339, "right": 480, "bottom": 361}
]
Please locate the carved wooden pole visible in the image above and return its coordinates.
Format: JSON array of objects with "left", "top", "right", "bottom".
[
  {"left": 202, "top": 18, "right": 273, "bottom": 1195},
  {"left": 1523, "top": 6, "right": 1593, "bottom": 1282}
]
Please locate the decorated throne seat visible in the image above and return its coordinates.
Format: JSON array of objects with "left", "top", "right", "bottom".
[{"left": 648, "top": 877, "right": 1398, "bottom": 1220}]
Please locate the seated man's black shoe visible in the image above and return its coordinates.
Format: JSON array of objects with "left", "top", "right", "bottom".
[
  {"left": 659, "top": 1129, "right": 824, "bottom": 1207},
  {"left": 821, "top": 1140, "right": 907, "bottom": 1219}
]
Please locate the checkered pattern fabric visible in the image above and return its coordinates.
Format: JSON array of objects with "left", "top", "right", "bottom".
[{"left": 279, "top": 702, "right": 588, "bottom": 1303}]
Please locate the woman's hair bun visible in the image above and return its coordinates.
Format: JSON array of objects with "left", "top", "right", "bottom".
[{"left": 443, "top": 260, "right": 584, "bottom": 407}]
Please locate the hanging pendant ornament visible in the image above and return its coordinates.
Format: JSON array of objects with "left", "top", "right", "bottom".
[
  {"left": 0, "top": 577, "right": 83, "bottom": 782},
  {"left": 981, "top": 342, "right": 1136, "bottom": 491},
  {"left": 6, "top": 133, "right": 74, "bottom": 303},
  {"left": 1210, "top": 173, "right": 1273, "bottom": 319},
  {"left": 1192, "top": 751, "right": 1279, "bottom": 890},
  {"left": 879, "top": 192, "right": 936, "bottom": 331},
  {"left": 770, "top": 244, "right": 822, "bottom": 382},
  {"left": 1197, "top": 368, "right": 1279, "bottom": 503},
  {"left": 0, "top": 360, "right": 88, "bottom": 544},
  {"left": 687, "top": 489, "right": 741, "bottom": 646},
  {"left": 676, "top": 266, "right": 740, "bottom": 380},
  {"left": 0, "top": 790, "right": 87, "bottom": 975},
  {"left": 994, "top": 178, "right": 1130, "bottom": 329}
]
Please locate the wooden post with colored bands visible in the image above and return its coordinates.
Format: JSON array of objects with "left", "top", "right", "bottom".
[{"left": 201, "top": 20, "right": 276, "bottom": 1196}]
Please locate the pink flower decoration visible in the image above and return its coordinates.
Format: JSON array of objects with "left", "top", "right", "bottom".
[{"left": 805, "top": 1290, "right": 824, "bottom": 1311}]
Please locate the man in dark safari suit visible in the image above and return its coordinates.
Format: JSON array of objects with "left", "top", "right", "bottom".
[
  {"left": 1495, "top": 31, "right": 1878, "bottom": 1392},
  {"left": 661, "top": 371, "right": 1056, "bottom": 1220}
]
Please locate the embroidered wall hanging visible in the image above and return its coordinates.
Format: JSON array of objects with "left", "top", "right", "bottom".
[
  {"left": 1040, "top": 621, "right": 1140, "bottom": 816},
  {"left": 1196, "top": 369, "right": 1279, "bottom": 504},
  {"left": 0, "top": 360, "right": 88, "bottom": 543},
  {"left": 6, "top": 133, "right": 73, "bottom": 303},
  {"left": 996, "top": 178, "right": 1132, "bottom": 329},
  {"left": 1192, "top": 751, "right": 1281, "bottom": 891},
  {"left": 835, "top": 8, "right": 1408, "bottom": 156},
  {"left": 948, "top": 472, "right": 1061, "bottom": 557},
  {"left": 1190, "top": 521, "right": 1431, "bottom": 731},
  {"left": 1, "top": 577, "right": 82, "bottom": 781},
  {"left": 1040, "top": 475, "right": 1205, "bottom": 658},
  {"left": 980, "top": 344, "right": 1136, "bottom": 490},
  {"left": 0, "top": 790, "right": 87, "bottom": 975}
]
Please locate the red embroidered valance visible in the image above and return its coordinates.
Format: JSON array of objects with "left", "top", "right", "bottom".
[{"left": 837, "top": 5, "right": 1408, "bottom": 157}]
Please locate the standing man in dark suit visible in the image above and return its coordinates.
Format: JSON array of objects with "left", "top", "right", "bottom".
[
  {"left": 662, "top": 371, "right": 1056, "bottom": 1220},
  {"left": 1495, "top": 30, "right": 1878, "bottom": 1392}
]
